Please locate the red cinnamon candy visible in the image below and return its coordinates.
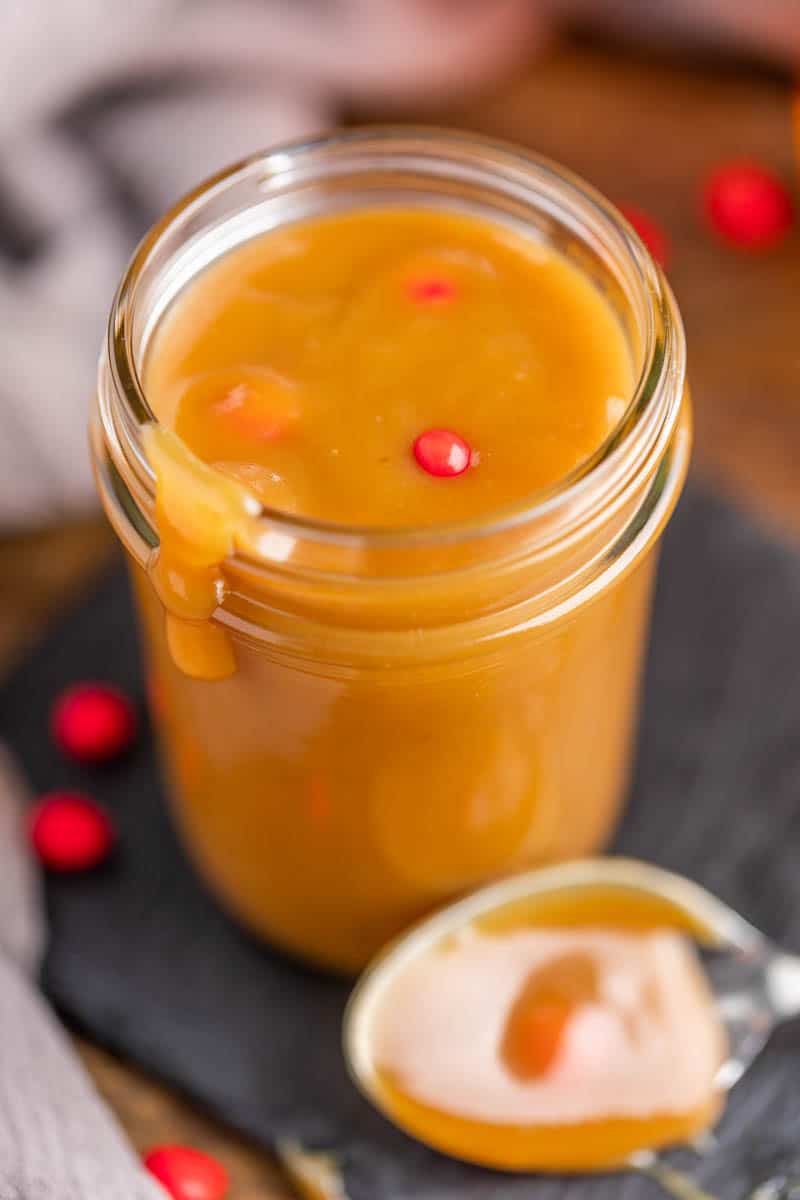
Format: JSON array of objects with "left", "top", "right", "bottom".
[
  {"left": 704, "top": 161, "right": 794, "bottom": 250},
  {"left": 211, "top": 378, "right": 297, "bottom": 442},
  {"left": 407, "top": 277, "right": 458, "bottom": 304},
  {"left": 144, "top": 1145, "right": 228, "bottom": 1200},
  {"left": 29, "top": 792, "right": 115, "bottom": 872},
  {"left": 413, "top": 429, "right": 473, "bottom": 478},
  {"left": 51, "top": 682, "right": 137, "bottom": 764}
]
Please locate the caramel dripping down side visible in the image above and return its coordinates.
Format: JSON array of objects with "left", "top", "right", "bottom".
[{"left": 144, "top": 426, "right": 263, "bottom": 681}]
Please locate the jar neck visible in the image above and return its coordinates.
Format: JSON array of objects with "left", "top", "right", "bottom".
[{"left": 91, "top": 128, "right": 689, "bottom": 638}]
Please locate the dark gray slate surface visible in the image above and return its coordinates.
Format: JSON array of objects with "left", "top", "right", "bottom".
[{"left": 3, "top": 483, "right": 800, "bottom": 1200}]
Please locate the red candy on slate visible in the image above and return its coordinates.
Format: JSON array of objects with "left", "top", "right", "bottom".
[
  {"left": 29, "top": 792, "right": 114, "bottom": 871},
  {"left": 51, "top": 682, "right": 136, "bottom": 763},
  {"left": 144, "top": 1145, "right": 228, "bottom": 1200},
  {"left": 704, "top": 161, "right": 794, "bottom": 249},
  {"left": 407, "top": 277, "right": 458, "bottom": 304},
  {"left": 413, "top": 428, "right": 472, "bottom": 477},
  {"left": 618, "top": 204, "right": 670, "bottom": 269}
]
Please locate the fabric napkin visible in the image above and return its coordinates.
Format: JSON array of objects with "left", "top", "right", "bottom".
[
  {"left": 4, "top": 483, "right": 800, "bottom": 1199},
  {"left": 0, "top": 748, "right": 163, "bottom": 1200}
]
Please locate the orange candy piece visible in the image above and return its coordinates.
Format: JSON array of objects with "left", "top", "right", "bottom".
[
  {"left": 175, "top": 366, "right": 301, "bottom": 460},
  {"left": 501, "top": 951, "right": 597, "bottom": 1080},
  {"left": 29, "top": 792, "right": 115, "bottom": 872},
  {"left": 212, "top": 381, "right": 294, "bottom": 441},
  {"left": 504, "top": 998, "right": 574, "bottom": 1079}
]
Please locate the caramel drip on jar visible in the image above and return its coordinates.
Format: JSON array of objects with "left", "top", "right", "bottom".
[{"left": 144, "top": 426, "right": 261, "bottom": 680}]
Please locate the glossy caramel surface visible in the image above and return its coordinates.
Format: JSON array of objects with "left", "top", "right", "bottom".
[{"left": 145, "top": 207, "right": 633, "bottom": 528}]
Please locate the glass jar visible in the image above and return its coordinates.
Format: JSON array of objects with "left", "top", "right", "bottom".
[{"left": 91, "top": 129, "right": 690, "bottom": 973}]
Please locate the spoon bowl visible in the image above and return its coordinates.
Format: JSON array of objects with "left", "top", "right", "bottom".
[{"left": 344, "top": 858, "right": 800, "bottom": 1176}]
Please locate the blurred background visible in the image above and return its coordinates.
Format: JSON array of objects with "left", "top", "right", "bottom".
[{"left": 0, "top": 3, "right": 798, "bottom": 1187}]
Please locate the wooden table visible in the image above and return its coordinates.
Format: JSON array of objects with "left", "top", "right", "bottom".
[{"left": 1, "top": 39, "right": 798, "bottom": 1199}]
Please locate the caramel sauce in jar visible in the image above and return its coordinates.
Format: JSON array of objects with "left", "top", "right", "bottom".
[{"left": 92, "top": 132, "right": 690, "bottom": 970}]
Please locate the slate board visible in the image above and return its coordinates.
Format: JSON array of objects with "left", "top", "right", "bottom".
[{"left": 3, "top": 482, "right": 800, "bottom": 1200}]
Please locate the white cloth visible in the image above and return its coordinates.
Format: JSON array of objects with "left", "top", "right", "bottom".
[{"left": 0, "top": 746, "right": 164, "bottom": 1200}]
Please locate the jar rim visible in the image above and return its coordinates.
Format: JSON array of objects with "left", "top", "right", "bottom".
[{"left": 100, "top": 124, "right": 685, "bottom": 560}]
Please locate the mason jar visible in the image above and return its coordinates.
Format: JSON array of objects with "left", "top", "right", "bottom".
[{"left": 91, "top": 129, "right": 690, "bottom": 972}]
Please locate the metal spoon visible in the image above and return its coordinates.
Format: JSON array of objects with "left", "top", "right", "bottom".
[{"left": 344, "top": 858, "right": 800, "bottom": 1200}]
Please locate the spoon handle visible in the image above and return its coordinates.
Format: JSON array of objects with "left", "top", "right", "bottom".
[
  {"left": 766, "top": 952, "right": 800, "bottom": 1021},
  {"left": 634, "top": 1159, "right": 721, "bottom": 1200}
]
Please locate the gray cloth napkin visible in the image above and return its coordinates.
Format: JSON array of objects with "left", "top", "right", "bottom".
[{"left": 0, "top": 747, "right": 164, "bottom": 1200}]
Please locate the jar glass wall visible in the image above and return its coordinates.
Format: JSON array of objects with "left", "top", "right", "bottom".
[{"left": 91, "top": 129, "right": 690, "bottom": 972}]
